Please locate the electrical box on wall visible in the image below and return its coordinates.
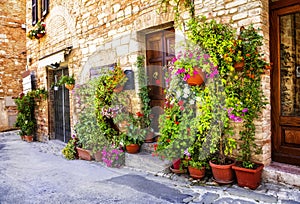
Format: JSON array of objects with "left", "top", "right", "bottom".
[{"left": 296, "top": 66, "right": 300, "bottom": 78}]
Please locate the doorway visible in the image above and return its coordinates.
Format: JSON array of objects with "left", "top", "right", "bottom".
[
  {"left": 146, "top": 28, "right": 175, "bottom": 132},
  {"left": 52, "top": 68, "right": 71, "bottom": 142},
  {"left": 270, "top": 1, "right": 300, "bottom": 166}
]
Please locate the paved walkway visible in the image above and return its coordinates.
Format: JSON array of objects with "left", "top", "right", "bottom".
[{"left": 1, "top": 131, "right": 300, "bottom": 203}]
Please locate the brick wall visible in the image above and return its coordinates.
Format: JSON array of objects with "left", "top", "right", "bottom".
[
  {"left": 26, "top": 0, "right": 271, "bottom": 164},
  {"left": 0, "top": 0, "right": 26, "bottom": 127}
]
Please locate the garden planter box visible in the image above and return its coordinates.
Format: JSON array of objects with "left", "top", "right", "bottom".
[
  {"left": 76, "top": 147, "right": 92, "bottom": 161},
  {"left": 232, "top": 163, "right": 264, "bottom": 190}
]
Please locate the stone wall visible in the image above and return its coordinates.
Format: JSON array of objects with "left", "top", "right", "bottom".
[
  {"left": 26, "top": 0, "right": 271, "bottom": 164},
  {"left": 0, "top": 0, "right": 26, "bottom": 127}
]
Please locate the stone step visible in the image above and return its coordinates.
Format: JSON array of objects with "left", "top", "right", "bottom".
[
  {"left": 125, "top": 151, "right": 171, "bottom": 174},
  {"left": 262, "top": 162, "right": 300, "bottom": 187}
]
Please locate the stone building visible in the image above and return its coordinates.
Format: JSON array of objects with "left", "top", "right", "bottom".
[
  {"left": 25, "top": 0, "right": 300, "bottom": 186},
  {"left": 0, "top": 0, "right": 27, "bottom": 128}
]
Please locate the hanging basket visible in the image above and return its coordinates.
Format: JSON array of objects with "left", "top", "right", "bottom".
[
  {"left": 65, "top": 84, "right": 75, "bottom": 90},
  {"left": 187, "top": 67, "right": 206, "bottom": 86},
  {"left": 234, "top": 60, "right": 245, "bottom": 71}
]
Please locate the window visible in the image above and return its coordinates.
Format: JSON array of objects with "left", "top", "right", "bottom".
[{"left": 32, "top": 0, "right": 49, "bottom": 25}]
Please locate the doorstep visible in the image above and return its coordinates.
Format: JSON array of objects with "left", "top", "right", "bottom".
[
  {"left": 125, "top": 142, "right": 171, "bottom": 174},
  {"left": 262, "top": 162, "right": 300, "bottom": 187}
]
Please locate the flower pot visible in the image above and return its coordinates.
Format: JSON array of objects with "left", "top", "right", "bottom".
[
  {"left": 126, "top": 144, "right": 140, "bottom": 154},
  {"left": 24, "top": 135, "right": 33, "bottom": 142},
  {"left": 187, "top": 68, "right": 205, "bottom": 86},
  {"left": 232, "top": 163, "right": 264, "bottom": 190},
  {"left": 94, "top": 151, "right": 102, "bottom": 162},
  {"left": 65, "top": 84, "right": 74, "bottom": 91},
  {"left": 20, "top": 135, "right": 25, "bottom": 141},
  {"left": 36, "top": 33, "right": 45, "bottom": 38},
  {"left": 144, "top": 131, "right": 154, "bottom": 143},
  {"left": 234, "top": 60, "right": 245, "bottom": 71},
  {"left": 188, "top": 166, "right": 206, "bottom": 179},
  {"left": 209, "top": 160, "right": 235, "bottom": 184},
  {"left": 113, "top": 85, "right": 124, "bottom": 93},
  {"left": 76, "top": 147, "right": 92, "bottom": 161},
  {"left": 172, "top": 158, "right": 181, "bottom": 169}
]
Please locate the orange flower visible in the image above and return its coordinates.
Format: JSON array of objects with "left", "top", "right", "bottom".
[
  {"left": 136, "top": 112, "right": 144, "bottom": 117},
  {"left": 246, "top": 53, "right": 251, "bottom": 57}
]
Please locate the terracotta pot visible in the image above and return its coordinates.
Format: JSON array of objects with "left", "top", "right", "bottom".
[
  {"left": 76, "top": 147, "right": 92, "bottom": 161},
  {"left": 234, "top": 60, "right": 245, "bottom": 71},
  {"left": 24, "top": 135, "right": 33, "bottom": 142},
  {"left": 94, "top": 151, "right": 102, "bottom": 162},
  {"left": 126, "top": 144, "right": 140, "bottom": 154},
  {"left": 144, "top": 131, "right": 154, "bottom": 143},
  {"left": 209, "top": 160, "right": 235, "bottom": 184},
  {"left": 36, "top": 33, "right": 45, "bottom": 38},
  {"left": 65, "top": 84, "right": 74, "bottom": 90},
  {"left": 187, "top": 67, "right": 205, "bottom": 86},
  {"left": 20, "top": 135, "right": 25, "bottom": 141},
  {"left": 172, "top": 158, "right": 181, "bottom": 170},
  {"left": 188, "top": 166, "right": 206, "bottom": 179},
  {"left": 232, "top": 163, "right": 264, "bottom": 190},
  {"left": 113, "top": 85, "right": 124, "bottom": 93}
]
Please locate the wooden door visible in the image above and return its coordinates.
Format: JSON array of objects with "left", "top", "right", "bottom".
[
  {"left": 270, "top": 1, "right": 300, "bottom": 166},
  {"left": 146, "top": 29, "right": 175, "bottom": 132}
]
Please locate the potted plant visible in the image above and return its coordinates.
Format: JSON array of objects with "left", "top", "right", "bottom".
[
  {"left": 102, "top": 145, "right": 125, "bottom": 168},
  {"left": 121, "top": 123, "right": 147, "bottom": 154},
  {"left": 171, "top": 45, "right": 216, "bottom": 86},
  {"left": 62, "top": 136, "right": 78, "bottom": 160},
  {"left": 58, "top": 74, "right": 75, "bottom": 90},
  {"left": 15, "top": 92, "right": 36, "bottom": 142},
  {"left": 26, "top": 21, "right": 46, "bottom": 40}
]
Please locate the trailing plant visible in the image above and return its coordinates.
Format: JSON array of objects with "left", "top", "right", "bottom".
[
  {"left": 15, "top": 92, "right": 36, "bottom": 136},
  {"left": 187, "top": 16, "right": 268, "bottom": 168},
  {"left": 102, "top": 145, "right": 125, "bottom": 168},
  {"left": 136, "top": 55, "right": 151, "bottom": 128}
]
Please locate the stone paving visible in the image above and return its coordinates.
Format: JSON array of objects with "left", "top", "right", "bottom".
[{"left": 2, "top": 130, "right": 300, "bottom": 203}]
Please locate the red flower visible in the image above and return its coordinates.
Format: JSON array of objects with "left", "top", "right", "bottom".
[
  {"left": 175, "top": 121, "right": 179, "bottom": 125},
  {"left": 136, "top": 112, "right": 144, "bottom": 117},
  {"left": 246, "top": 53, "right": 251, "bottom": 57},
  {"left": 155, "top": 79, "right": 161, "bottom": 85},
  {"left": 178, "top": 100, "right": 184, "bottom": 106},
  {"left": 166, "top": 139, "right": 171, "bottom": 143},
  {"left": 153, "top": 144, "right": 158, "bottom": 151}
]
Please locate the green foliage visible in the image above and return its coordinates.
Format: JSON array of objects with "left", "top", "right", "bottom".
[
  {"left": 58, "top": 74, "right": 75, "bottom": 85},
  {"left": 121, "top": 124, "right": 147, "bottom": 145},
  {"left": 62, "top": 138, "right": 77, "bottom": 160},
  {"left": 136, "top": 55, "right": 151, "bottom": 128},
  {"left": 15, "top": 92, "right": 36, "bottom": 136},
  {"left": 26, "top": 21, "right": 46, "bottom": 39}
]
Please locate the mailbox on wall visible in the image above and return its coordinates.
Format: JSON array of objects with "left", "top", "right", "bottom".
[{"left": 123, "top": 70, "right": 135, "bottom": 90}]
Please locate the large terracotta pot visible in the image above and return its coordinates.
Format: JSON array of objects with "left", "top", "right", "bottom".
[
  {"left": 187, "top": 67, "right": 205, "bottom": 86},
  {"left": 188, "top": 166, "right": 206, "bottom": 179},
  {"left": 76, "top": 147, "right": 92, "bottom": 161},
  {"left": 232, "top": 163, "right": 264, "bottom": 190},
  {"left": 24, "top": 135, "right": 33, "bottom": 142},
  {"left": 209, "top": 160, "right": 235, "bottom": 184},
  {"left": 172, "top": 158, "right": 181, "bottom": 170},
  {"left": 126, "top": 144, "right": 140, "bottom": 154}
]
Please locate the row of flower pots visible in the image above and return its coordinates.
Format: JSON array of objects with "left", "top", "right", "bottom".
[{"left": 171, "top": 158, "right": 263, "bottom": 190}]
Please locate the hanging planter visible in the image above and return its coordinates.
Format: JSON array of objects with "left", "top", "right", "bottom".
[
  {"left": 186, "top": 67, "right": 206, "bottom": 86},
  {"left": 65, "top": 84, "right": 75, "bottom": 91},
  {"left": 234, "top": 60, "right": 245, "bottom": 71}
]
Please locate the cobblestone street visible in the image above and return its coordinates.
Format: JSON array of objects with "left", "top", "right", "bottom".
[{"left": 0, "top": 131, "right": 300, "bottom": 204}]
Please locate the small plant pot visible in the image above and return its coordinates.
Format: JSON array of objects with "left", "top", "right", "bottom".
[
  {"left": 172, "top": 158, "right": 181, "bottom": 170},
  {"left": 113, "top": 85, "right": 124, "bottom": 93},
  {"left": 126, "top": 144, "right": 140, "bottom": 154},
  {"left": 170, "top": 166, "right": 186, "bottom": 174},
  {"left": 24, "top": 135, "right": 33, "bottom": 142},
  {"left": 36, "top": 33, "right": 45, "bottom": 38},
  {"left": 232, "top": 163, "right": 264, "bottom": 190},
  {"left": 234, "top": 60, "right": 245, "bottom": 71},
  {"left": 187, "top": 67, "right": 205, "bottom": 86},
  {"left": 76, "top": 147, "right": 92, "bottom": 161},
  {"left": 65, "top": 84, "right": 74, "bottom": 90},
  {"left": 188, "top": 166, "right": 206, "bottom": 179},
  {"left": 209, "top": 160, "right": 236, "bottom": 184},
  {"left": 94, "top": 151, "right": 103, "bottom": 162}
]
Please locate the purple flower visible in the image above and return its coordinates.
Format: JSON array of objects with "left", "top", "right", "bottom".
[
  {"left": 184, "top": 149, "right": 191, "bottom": 157},
  {"left": 171, "top": 57, "right": 177, "bottom": 63},
  {"left": 189, "top": 53, "right": 193, "bottom": 58},
  {"left": 204, "top": 54, "right": 210, "bottom": 60},
  {"left": 242, "top": 108, "right": 248, "bottom": 113}
]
